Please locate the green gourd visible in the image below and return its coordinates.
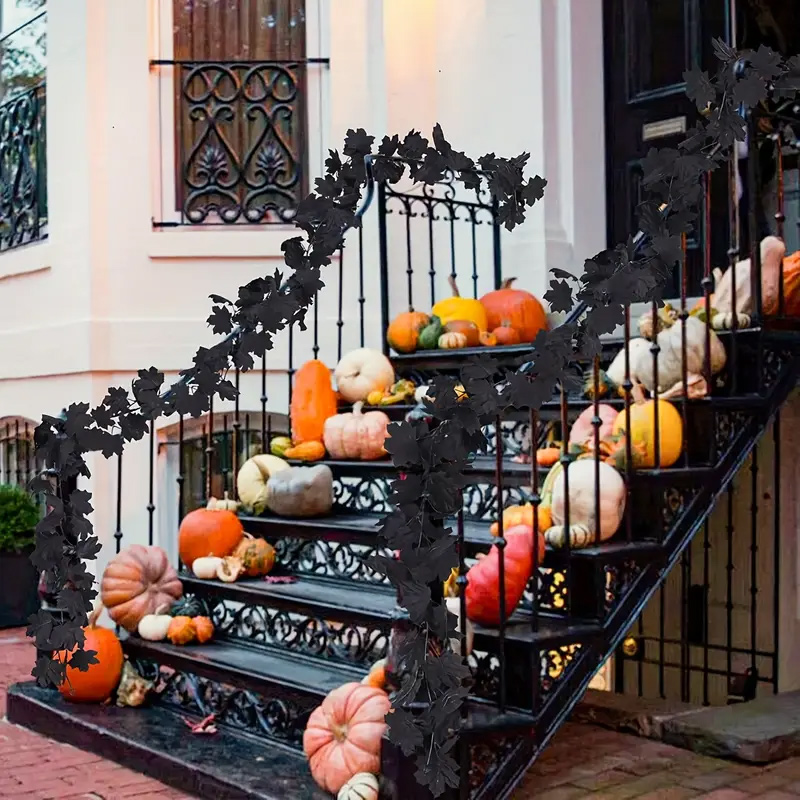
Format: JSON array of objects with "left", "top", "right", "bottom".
[{"left": 418, "top": 316, "right": 444, "bottom": 349}]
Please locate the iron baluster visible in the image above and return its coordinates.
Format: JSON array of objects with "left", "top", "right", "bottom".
[
  {"left": 470, "top": 209, "right": 479, "bottom": 299},
  {"left": 114, "top": 453, "right": 123, "bottom": 555},
  {"left": 287, "top": 324, "right": 295, "bottom": 410},
  {"left": 405, "top": 199, "right": 414, "bottom": 310},
  {"left": 336, "top": 247, "right": 343, "bottom": 360},
  {"left": 592, "top": 357, "right": 601, "bottom": 546},
  {"left": 177, "top": 413, "right": 185, "bottom": 543},
  {"left": 427, "top": 205, "right": 436, "bottom": 306},
  {"left": 357, "top": 225, "right": 366, "bottom": 348},
  {"left": 261, "top": 354, "right": 268, "bottom": 450},
  {"left": 727, "top": 150, "right": 740, "bottom": 395},
  {"left": 749, "top": 446, "right": 759, "bottom": 675},
  {"left": 200, "top": 424, "right": 208, "bottom": 505},
  {"left": 491, "top": 195, "right": 502, "bottom": 288},
  {"left": 232, "top": 369, "right": 241, "bottom": 500},
  {"left": 773, "top": 413, "right": 781, "bottom": 693},
  {"left": 494, "top": 415, "right": 507, "bottom": 713},
  {"left": 623, "top": 306, "right": 634, "bottom": 543},
  {"left": 377, "top": 182, "right": 390, "bottom": 357},
  {"left": 774, "top": 136, "right": 785, "bottom": 315},
  {"left": 206, "top": 396, "right": 214, "bottom": 501},
  {"left": 147, "top": 420, "right": 155, "bottom": 546},
  {"left": 221, "top": 414, "right": 230, "bottom": 496},
  {"left": 313, "top": 288, "right": 321, "bottom": 361},
  {"left": 679, "top": 234, "right": 689, "bottom": 468}
]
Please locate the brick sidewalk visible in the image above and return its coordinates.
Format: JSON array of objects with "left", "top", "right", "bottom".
[{"left": 2, "top": 627, "right": 800, "bottom": 799}]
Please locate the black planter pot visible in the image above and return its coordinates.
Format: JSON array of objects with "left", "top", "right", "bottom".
[{"left": 0, "top": 546, "right": 40, "bottom": 629}]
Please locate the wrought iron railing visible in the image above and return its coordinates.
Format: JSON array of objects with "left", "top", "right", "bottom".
[
  {"left": 151, "top": 58, "right": 328, "bottom": 227},
  {"left": 0, "top": 82, "right": 46, "bottom": 251}
]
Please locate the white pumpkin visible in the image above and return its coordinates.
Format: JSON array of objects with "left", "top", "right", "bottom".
[
  {"left": 137, "top": 605, "right": 173, "bottom": 641},
  {"left": 334, "top": 348, "right": 395, "bottom": 404},
  {"left": 545, "top": 460, "right": 626, "bottom": 549},
  {"left": 192, "top": 556, "right": 224, "bottom": 580},
  {"left": 445, "top": 596, "right": 474, "bottom": 656},
  {"left": 206, "top": 492, "right": 240, "bottom": 512},
  {"left": 337, "top": 772, "right": 379, "bottom": 800},
  {"left": 236, "top": 454, "right": 290, "bottom": 515}
]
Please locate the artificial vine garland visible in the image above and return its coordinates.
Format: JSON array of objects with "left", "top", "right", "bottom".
[{"left": 25, "top": 42, "right": 800, "bottom": 794}]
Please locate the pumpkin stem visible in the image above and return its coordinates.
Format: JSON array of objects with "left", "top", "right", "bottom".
[
  {"left": 500, "top": 278, "right": 517, "bottom": 290},
  {"left": 447, "top": 274, "right": 461, "bottom": 298},
  {"left": 631, "top": 381, "right": 647, "bottom": 405},
  {"left": 88, "top": 603, "right": 103, "bottom": 629},
  {"left": 352, "top": 401, "right": 364, "bottom": 416},
  {"left": 155, "top": 603, "right": 171, "bottom": 615}
]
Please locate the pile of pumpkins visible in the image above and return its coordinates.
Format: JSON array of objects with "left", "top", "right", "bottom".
[
  {"left": 386, "top": 276, "right": 548, "bottom": 354},
  {"left": 178, "top": 499, "right": 282, "bottom": 581},
  {"left": 56, "top": 543, "right": 217, "bottom": 707}
]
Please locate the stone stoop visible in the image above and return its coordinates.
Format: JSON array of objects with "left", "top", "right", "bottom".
[{"left": 573, "top": 690, "right": 800, "bottom": 764}]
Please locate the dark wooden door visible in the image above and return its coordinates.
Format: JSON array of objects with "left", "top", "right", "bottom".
[{"left": 603, "top": 0, "right": 729, "bottom": 297}]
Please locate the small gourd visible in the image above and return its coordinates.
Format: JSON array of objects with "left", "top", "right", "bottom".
[
  {"left": 136, "top": 604, "right": 173, "bottom": 642},
  {"left": 191, "top": 555, "right": 224, "bottom": 580},
  {"left": 418, "top": 316, "right": 444, "bottom": 349},
  {"left": 283, "top": 440, "right": 326, "bottom": 462},
  {"left": 193, "top": 616, "right": 215, "bottom": 644},
  {"left": 337, "top": 772, "right": 380, "bottom": 800},
  {"left": 206, "top": 492, "right": 240, "bottom": 512},
  {"left": 270, "top": 436, "right": 294, "bottom": 458},
  {"left": 217, "top": 555, "right": 245, "bottom": 583},
  {"left": 479, "top": 330, "right": 497, "bottom": 347},
  {"left": 361, "top": 658, "right": 387, "bottom": 689},
  {"left": 438, "top": 331, "right": 467, "bottom": 349},
  {"left": 167, "top": 615, "right": 197, "bottom": 645}
]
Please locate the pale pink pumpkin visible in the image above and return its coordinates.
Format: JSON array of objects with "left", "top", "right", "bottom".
[
  {"left": 303, "top": 682, "right": 390, "bottom": 794},
  {"left": 568, "top": 404, "right": 618, "bottom": 449},
  {"left": 323, "top": 402, "right": 390, "bottom": 461}
]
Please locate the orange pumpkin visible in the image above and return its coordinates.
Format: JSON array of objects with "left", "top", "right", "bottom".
[
  {"left": 361, "top": 658, "right": 387, "bottom": 690},
  {"left": 303, "top": 682, "right": 391, "bottom": 794},
  {"left": 100, "top": 545, "right": 184, "bottom": 632},
  {"left": 193, "top": 616, "right": 215, "bottom": 644},
  {"left": 57, "top": 605, "right": 124, "bottom": 704},
  {"left": 480, "top": 278, "right": 547, "bottom": 343},
  {"left": 489, "top": 504, "right": 551, "bottom": 536},
  {"left": 492, "top": 321, "right": 521, "bottom": 346},
  {"left": 387, "top": 310, "right": 430, "bottom": 353},
  {"left": 231, "top": 533, "right": 275, "bottom": 577},
  {"left": 323, "top": 403, "right": 390, "bottom": 461},
  {"left": 167, "top": 616, "right": 197, "bottom": 645},
  {"left": 291, "top": 360, "right": 338, "bottom": 444},
  {"left": 283, "top": 440, "right": 326, "bottom": 462},
  {"left": 443, "top": 319, "right": 481, "bottom": 347},
  {"left": 479, "top": 330, "right": 497, "bottom": 347},
  {"left": 178, "top": 507, "right": 244, "bottom": 569},
  {"left": 764, "top": 250, "right": 800, "bottom": 318}
]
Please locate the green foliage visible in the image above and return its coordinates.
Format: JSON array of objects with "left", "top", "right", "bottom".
[{"left": 0, "top": 483, "right": 40, "bottom": 552}]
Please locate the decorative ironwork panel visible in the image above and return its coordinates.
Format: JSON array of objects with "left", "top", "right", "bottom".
[
  {"left": 167, "top": 61, "right": 308, "bottom": 225},
  {"left": 206, "top": 597, "right": 390, "bottom": 665},
  {"left": 0, "top": 84, "right": 47, "bottom": 251},
  {"left": 274, "top": 537, "right": 393, "bottom": 584}
]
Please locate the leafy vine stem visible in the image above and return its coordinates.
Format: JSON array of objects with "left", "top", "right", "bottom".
[{"left": 24, "top": 42, "right": 800, "bottom": 794}]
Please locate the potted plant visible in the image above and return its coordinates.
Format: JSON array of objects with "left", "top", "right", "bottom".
[{"left": 0, "top": 484, "right": 41, "bottom": 628}]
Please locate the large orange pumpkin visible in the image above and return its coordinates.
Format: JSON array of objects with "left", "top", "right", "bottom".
[
  {"left": 178, "top": 507, "right": 244, "bottom": 569},
  {"left": 387, "top": 310, "right": 430, "bottom": 354},
  {"left": 100, "top": 544, "right": 184, "bottom": 632},
  {"left": 303, "top": 682, "right": 391, "bottom": 794},
  {"left": 480, "top": 278, "right": 548, "bottom": 343},
  {"left": 57, "top": 604, "right": 124, "bottom": 703},
  {"left": 291, "top": 360, "right": 338, "bottom": 444},
  {"left": 764, "top": 250, "right": 800, "bottom": 318}
]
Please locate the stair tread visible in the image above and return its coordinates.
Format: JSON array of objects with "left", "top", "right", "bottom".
[
  {"left": 237, "top": 509, "right": 665, "bottom": 561},
  {"left": 7, "top": 681, "right": 327, "bottom": 800},
  {"left": 180, "top": 573, "right": 603, "bottom": 647},
  {"left": 123, "top": 636, "right": 364, "bottom": 698}
]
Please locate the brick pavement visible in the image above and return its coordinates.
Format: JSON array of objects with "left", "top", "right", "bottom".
[{"left": 2, "top": 627, "right": 800, "bottom": 799}]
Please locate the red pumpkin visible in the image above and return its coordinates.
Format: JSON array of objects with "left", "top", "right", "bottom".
[
  {"left": 480, "top": 279, "right": 547, "bottom": 343},
  {"left": 303, "top": 682, "right": 391, "bottom": 794},
  {"left": 465, "top": 524, "right": 542, "bottom": 626},
  {"left": 492, "top": 321, "right": 521, "bottom": 346},
  {"left": 57, "top": 605, "right": 124, "bottom": 703},
  {"left": 100, "top": 544, "right": 184, "bottom": 632},
  {"left": 178, "top": 507, "right": 244, "bottom": 569},
  {"left": 291, "top": 360, "right": 338, "bottom": 444}
]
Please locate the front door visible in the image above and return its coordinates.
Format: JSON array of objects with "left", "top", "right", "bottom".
[{"left": 603, "top": 0, "right": 731, "bottom": 298}]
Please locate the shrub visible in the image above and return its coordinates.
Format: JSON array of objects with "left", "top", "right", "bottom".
[{"left": 0, "top": 483, "right": 40, "bottom": 553}]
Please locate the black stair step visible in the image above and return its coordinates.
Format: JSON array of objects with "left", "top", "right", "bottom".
[
  {"left": 7, "top": 681, "right": 328, "bottom": 800},
  {"left": 178, "top": 574, "right": 603, "bottom": 650},
  {"left": 238, "top": 509, "right": 666, "bottom": 564}
]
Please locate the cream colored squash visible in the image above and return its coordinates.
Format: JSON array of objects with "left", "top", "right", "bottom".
[
  {"left": 337, "top": 772, "right": 380, "bottom": 800},
  {"left": 136, "top": 605, "right": 173, "bottom": 642},
  {"left": 334, "top": 348, "right": 395, "bottom": 404},
  {"left": 445, "top": 596, "right": 474, "bottom": 656},
  {"left": 191, "top": 555, "right": 224, "bottom": 580},
  {"left": 236, "top": 454, "right": 290, "bottom": 515}
]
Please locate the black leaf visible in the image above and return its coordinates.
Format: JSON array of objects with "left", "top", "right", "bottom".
[
  {"left": 543, "top": 279, "right": 573, "bottom": 313},
  {"left": 684, "top": 68, "right": 715, "bottom": 110},
  {"left": 385, "top": 707, "right": 425, "bottom": 756},
  {"left": 68, "top": 647, "right": 99, "bottom": 672}
]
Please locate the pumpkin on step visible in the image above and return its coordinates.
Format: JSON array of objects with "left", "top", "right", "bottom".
[
  {"left": 236, "top": 454, "right": 290, "bottom": 515},
  {"left": 323, "top": 403, "right": 390, "bottom": 461},
  {"left": 431, "top": 275, "right": 488, "bottom": 329},
  {"left": 492, "top": 321, "right": 521, "bottom": 346},
  {"left": 418, "top": 315, "right": 444, "bottom": 349},
  {"left": 291, "top": 360, "right": 338, "bottom": 444},
  {"left": 465, "top": 523, "right": 542, "bottom": 626},
  {"left": 57, "top": 603, "right": 124, "bottom": 704},
  {"left": 231, "top": 533, "right": 276, "bottom": 577},
  {"left": 178, "top": 506, "right": 245, "bottom": 569},
  {"left": 265, "top": 464, "right": 334, "bottom": 518},
  {"left": 303, "top": 682, "right": 391, "bottom": 794},
  {"left": 480, "top": 278, "right": 548, "bottom": 343},
  {"left": 387, "top": 310, "right": 430, "bottom": 354},
  {"left": 283, "top": 440, "right": 326, "bottom": 462},
  {"left": 206, "top": 492, "right": 240, "bottom": 512},
  {"left": 100, "top": 544, "right": 184, "bottom": 632},
  {"left": 443, "top": 319, "right": 481, "bottom": 347},
  {"left": 337, "top": 773, "right": 380, "bottom": 800},
  {"left": 334, "top": 348, "right": 395, "bottom": 404},
  {"left": 167, "top": 615, "right": 196, "bottom": 645}
]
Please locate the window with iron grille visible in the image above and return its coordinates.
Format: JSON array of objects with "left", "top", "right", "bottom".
[{"left": 154, "top": 0, "right": 310, "bottom": 228}]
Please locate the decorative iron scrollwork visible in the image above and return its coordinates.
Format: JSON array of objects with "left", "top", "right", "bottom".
[{"left": 273, "top": 537, "right": 394, "bottom": 584}]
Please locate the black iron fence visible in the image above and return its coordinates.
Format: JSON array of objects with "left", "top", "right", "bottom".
[{"left": 151, "top": 58, "right": 328, "bottom": 227}]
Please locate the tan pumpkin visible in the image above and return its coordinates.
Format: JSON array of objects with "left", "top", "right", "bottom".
[
  {"left": 100, "top": 545, "right": 183, "bottom": 632},
  {"left": 443, "top": 319, "right": 481, "bottom": 347},
  {"left": 323, "top": 403, "right": 390, "bottom": 461},
  {"left": 438, "top": 331, "right": 468, "bottom": 349},
  {"left": 303, "top": 682, "right": 391, "bottom": 794},
  {"left": 334, "top": 348, "right": 395, "bottom": 404},
  {"left": 337, "top": 773, "right": 380, "bottom": 800},
  {"left": 236, "top": 454, "right": 291, "bottom": 515}
]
